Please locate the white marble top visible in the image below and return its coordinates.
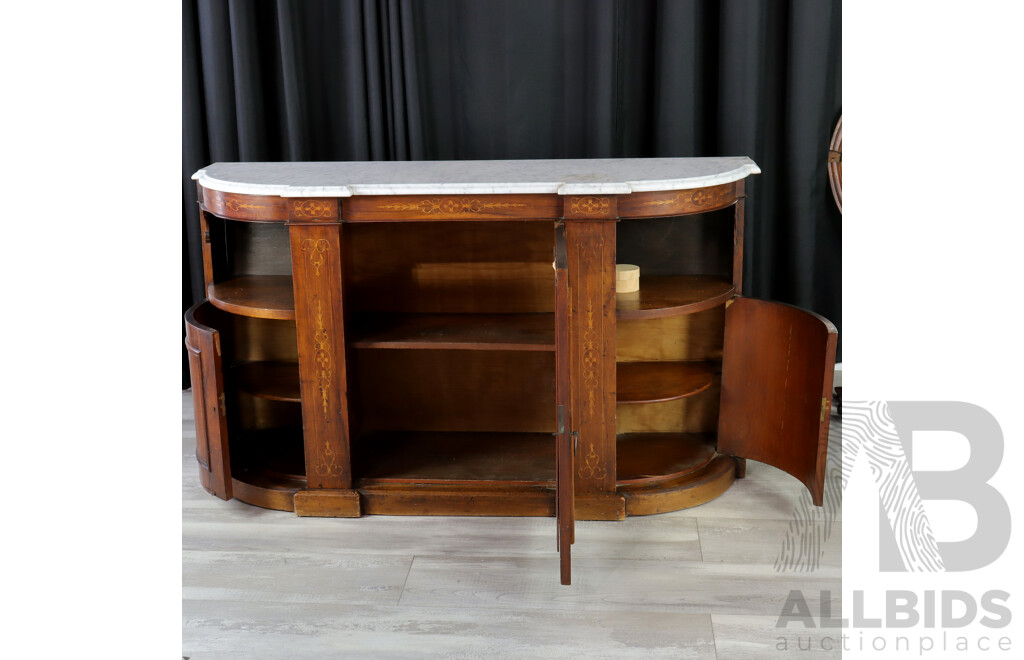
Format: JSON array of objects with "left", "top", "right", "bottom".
[{"left": 192, "top": 157, "right": 759, "bottom": 197}]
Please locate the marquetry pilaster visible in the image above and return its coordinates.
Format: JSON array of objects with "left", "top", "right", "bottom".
[
  {"left": 288, "top": 222, "right": 352, "bottom": 492},
  {"left": 564, "top": 216, "right": 617, "bottom": 494}
]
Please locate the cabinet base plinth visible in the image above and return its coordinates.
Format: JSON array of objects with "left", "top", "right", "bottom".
[
  {"left": 223, "top": 455, "right": 738, "bottom": 518},
  {"left": 620, "top": 455, "right": 737, "bottom": 516},
  {"left": 294, "top": 489, "right": 362, "bottom": 517},
  {"left": 575, "top": 492, "right": 626, "bottom": 521},
  {"left": 231, "top": 475, "right": 300, "bottom": 512}
]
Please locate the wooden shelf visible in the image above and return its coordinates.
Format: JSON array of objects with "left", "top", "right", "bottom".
[
  {"left": 616, "top": 433, "right": 717, "bottom": 485},
  {"left": 616, "top": 275, "right": 734, "bottom": 320},
  {"left": 231, "top": 361, "right": 301, "bottom": 403},
  {"left": 208, "top": 276, "right": 295, "bottom": 320},
  {"left": 355, "top": 431, "right": 555, "bottom": 485},
  {"left": 616, "top": 361, "right": 716, "bottom": 404},
  {"left": 351, "top": 313, "right": 555, "bottom": 351}
]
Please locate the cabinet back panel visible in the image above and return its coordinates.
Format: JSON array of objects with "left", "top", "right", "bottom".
[
  {"left": 616, "top": 210, "right": 733, "bottom": 278},
  {"left": 221, "top": 316, "right": 299, "bottom": 366},
  {"left": 616, "top": 307, "right": 725, "bottom": 362},
  {"left": 232, "top": 396, "right": 303, "bottom": 435},
  {"left": 616, "top": 380, "right": 721, "bottom": 434},
  {"left": 227, "top": 221, "right": 292, "bottom": 276},
  {"left": 354, "top": 350, "right": 555, "bottom": 433},
  {"left": 207, "top": 216, "right": 293, "bottom": 279},
  {"left": 344, "top": 222, "right": 555, "bottom": 313}
]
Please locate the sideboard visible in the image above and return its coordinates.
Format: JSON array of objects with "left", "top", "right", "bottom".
[{"left": 186, "top": 158, "right": 837, "bottom": 584}]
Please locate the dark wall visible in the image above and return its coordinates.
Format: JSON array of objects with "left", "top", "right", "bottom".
[{"left": 183, "top": 0, "right": 841, "bottom": 385}]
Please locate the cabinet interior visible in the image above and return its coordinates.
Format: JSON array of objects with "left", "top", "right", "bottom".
[
  {"left": 614, "top": 210, "right": 733, "bottom": 484},
  {"left": 201, "top": 210, "right": 741, "bottom": 488},
  {"left": 342, "top": 220, "right": 558, "bottom": 485}
]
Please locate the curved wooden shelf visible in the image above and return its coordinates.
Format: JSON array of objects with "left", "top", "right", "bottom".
[
  {"left": 231, "top": 361, "right": 301, "bottom": 403},
  {"left": 616, "top": 361, "right": 715, "bottom": 404},
  {"left": 351, "top": 313, "right": 554, "bottom": 351},
  {"left": 616, "top": 276, "right": 734, "bottom": 320},
  {"left": 615, "top": 433, "right": 717, "bottom": 485},
  {"left": 208, "top": 276, "right": 295, "bottom": 320},
  {"left": 230, "top": 428, "right": 306, "bottom": 511}
]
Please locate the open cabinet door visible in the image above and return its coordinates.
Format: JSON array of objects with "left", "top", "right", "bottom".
[
  {"left": 554, "top": 222, "right": 575, "bottom": 585},
  {"left": 718, "top": 298, "right": 837, "bottom": 505},
  {"left": 185, "top": 302, "right": 233, "bottom": 500}
]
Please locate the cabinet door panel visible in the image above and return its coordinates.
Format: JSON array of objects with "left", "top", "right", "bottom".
[
  {"left": 719, "top": 298, "right": 837, "bottom": 505},
  {"left": 554, "top": 222, "right": 574, "bottom": 585},
  {"left": 185, "top": 302, "right": 233, "bottom": 500}
]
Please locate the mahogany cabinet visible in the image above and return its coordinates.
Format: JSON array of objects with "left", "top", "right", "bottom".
[{"left": 186, "top": 158, "right": 837, "bottom": 584}]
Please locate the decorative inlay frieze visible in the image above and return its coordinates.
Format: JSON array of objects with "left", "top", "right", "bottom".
[
  {"left": 578, "top": 443, "right": 606, "bottom": 480},
  {"left": 301, "top": 239, "right": 329, "bottom": 277},
  {"left": 569, "top": 196, "right": 610, "bottom": 216},
  {"left": 378, "top": 198, "right": 528, "bottom": 214},
  {"left": 640, "top": 198, "right": 677, "bottom": 207},
  {"left": 224, "top": 199, "right": 265, "bottom": 213},
  {"left": 313, "top": 299, "right": 331, "bottom": 415},
  {"left": 689, "top": 189, "right": 715, "bottom": 206},
  {"left": 639, "top": 186, "right": 734, "bottom": 209},
  {"left": 292, "top": 199, "right": 334, "bottom": 218}
]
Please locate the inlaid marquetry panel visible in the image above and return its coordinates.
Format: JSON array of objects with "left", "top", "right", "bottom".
[
  {"left": 618, "top": 182, "right": 738, "bottom": 218},
  {"left": 288, "top": 223, "right": 352, "bottom": 489},
  {"left": 565, "top": 221, "right": 617, "bottom": 493},
  {"left": 200, "top": 187, "right": 289, "bottom": 222},
  {"left": 563, "top": 196, "right": 618, "bottom": 220},
  {"left": 344, "top": 194, "right": 561, "bottom": 221},
  {"left": 288, "top": 198, "right": 339, "bottom": 222}
]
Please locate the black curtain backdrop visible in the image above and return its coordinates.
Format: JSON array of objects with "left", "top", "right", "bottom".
[{"left": 183, "top": 0, "right": 841, "bottom": 387}]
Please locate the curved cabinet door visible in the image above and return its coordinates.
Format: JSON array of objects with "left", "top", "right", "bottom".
[
  {"left": 185, "top": 301, "right": 232, "bottom": 500},
  {"left": 718, "top": 298, "right": 837, "bottom": 505}
]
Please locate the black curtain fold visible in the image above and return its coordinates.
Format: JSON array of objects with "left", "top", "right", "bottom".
[{"left": 183, "top": 0, "right": 842, "bottom": 386}]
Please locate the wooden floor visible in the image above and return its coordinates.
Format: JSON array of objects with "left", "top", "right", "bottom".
[{"left": 183, "top": 391, "right": 842, "bottom": 658}]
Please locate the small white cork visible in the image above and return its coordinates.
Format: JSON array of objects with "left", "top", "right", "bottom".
[{"left": 616, "top": 264, "right": 640, "bottom": 293}]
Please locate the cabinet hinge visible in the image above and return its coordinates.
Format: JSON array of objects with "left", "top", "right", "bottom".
[
  {"left": 203, "top": 230, "right": 211, "bottom": 244},
  {"left": 821, "top": 396, "right": 830, "bottom": 422},
  {"left": 219, "top": 392, "right": 227, "bottom": 417}
]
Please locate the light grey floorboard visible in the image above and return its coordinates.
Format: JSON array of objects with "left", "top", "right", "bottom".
[
  {"left": 183, "top": 550, "right": 414, "bottom": 606},
  {"left": 399, "top": 555, "right": 840, "bottom": 615},
  {"left": 698, "top": 518, "right": 842, "bottom": 567},
  {"left": 182, "top": 391, "right": 843, "bottom": 656},
  {"left": 183, "top": 600, "right": 717, "bottom": 660},
  {"left": 712, "top": 614, "right": 843, "bottom": 658},
  {"left": 184, "top": 511, "right": 701, "bottom": 561}
]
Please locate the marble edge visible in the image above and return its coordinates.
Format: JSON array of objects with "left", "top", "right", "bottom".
[
  {"left": 617, "top": 163, "right": 762, "bottom": 193},
  {"left": 191, "top": 162, "right": 760, "bottom": 198},
  {"left": 191, "top": 170, "right": 355, "bottom": 197}
]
